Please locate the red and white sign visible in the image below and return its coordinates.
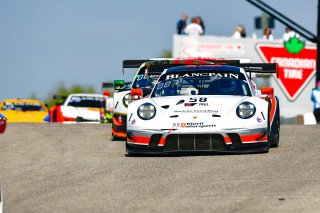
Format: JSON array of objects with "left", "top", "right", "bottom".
[{"left": 257, "top": 43, "right": 317, "bottom": 101}]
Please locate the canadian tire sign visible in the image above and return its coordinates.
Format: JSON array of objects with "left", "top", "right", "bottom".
[{"left": 257, "top": 42, "right": 317, "bottom": 101}]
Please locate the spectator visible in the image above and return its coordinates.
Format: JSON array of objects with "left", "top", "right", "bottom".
[
  {"left": 177, "top": 13, "right": 188, "bottom": 35},
  {"left": 311, "top": 80, "right": 320, "bottom": 124},
  {"left": 262, "top": 27, "right": 274, "bottom": 40},
  {"left": 196, "top": 16, "right": 205, "bottom": 35},
  {"left": 184, "top": 17, "right": 204, "bottom": 36},
  {"left": 232, "top": 25, "right": 246, "bottom": 38},
  {"left": 283, "top": 26, "right": 300, "bottom": 41}
]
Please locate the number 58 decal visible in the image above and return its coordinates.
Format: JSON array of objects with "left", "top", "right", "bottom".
[{"left": 189, "top": 97, "right": 207, "bottom": 102}]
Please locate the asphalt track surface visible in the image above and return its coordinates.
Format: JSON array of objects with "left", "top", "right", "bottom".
[{"left": 0, "top": 123, "right": 320, "bottom": 213}]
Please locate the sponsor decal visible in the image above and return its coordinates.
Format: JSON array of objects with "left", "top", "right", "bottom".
[
  {"left": 172, "top": 122, "right": 216, "bottom": 128},
  {"left": 180, "top": 37, "right": 245, "bottom": 57},
  {"left": 199, "top": 103, "right": 208, "bottom": 106},
  {"left": 174, "top": 109, "right": 219, "bottom": 114},
  {"left": 257, "top": 42, "right": 317, "bottom": 101},
  {"left": 256, "top": 117, "right": 262, "bottom": 123},
  {"left": 131, "top": 119, "right": 136, "bottom": 125},
  {"left": 165, "top": 72, "right": 239, "bottom": 80},
  {"left": 136, "top": 74, "right": 160, "bottom": 80}
]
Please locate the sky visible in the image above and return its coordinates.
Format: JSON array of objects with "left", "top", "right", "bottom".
[{"left": 0, "top": 0, "right": 318, "bottom": 102}]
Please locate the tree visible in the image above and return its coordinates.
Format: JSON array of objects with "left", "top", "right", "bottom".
[
  {"left": 45, "top": 82, "right": 96, "bottom": 109},
  {"left": 159, "top": 49, "right": 173, "bottom": 58}
]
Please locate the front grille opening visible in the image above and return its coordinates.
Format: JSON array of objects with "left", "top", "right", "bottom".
[
  {"left": 165, "top": 135, "right": 178, "bottom": 151},
  {"left": 211, "top": 134, "right": 227, "bottom": 151},
  {"left": 195, "top": 134, "right": 211, "bottom": 150},
  {"left": 227, "top": 133, "right": 242, "bottom": 148},
  {"left": 149, "top": 134, "right": 162, "bottom": 148},
  {"left": 164, "top": 134, "right": 226, "bottom": 151}
]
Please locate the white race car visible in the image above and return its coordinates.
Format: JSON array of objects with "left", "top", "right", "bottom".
[
  {"left": 49, "top": 93, "right": 106, "bottom": 123},
  {"left": 112, "top": 59, "right": 214, "bottom": 139},
  {"left": 126, "top": 62, "right": 280, "bottom": 154}
]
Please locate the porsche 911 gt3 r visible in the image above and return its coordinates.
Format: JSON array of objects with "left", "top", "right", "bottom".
[
  {"left": 126, "top": 62, "right": 280, "bottom": 154},
  {"left": 112, "top": 58, "right": 220, "bottom": 139},
  {"left": 48, "top": 93, "right": 105, "bottom": 123}
]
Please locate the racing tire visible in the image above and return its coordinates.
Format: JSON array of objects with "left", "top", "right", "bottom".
[{"left": 269, "top": 97, "right": 280, "bottom": 148}]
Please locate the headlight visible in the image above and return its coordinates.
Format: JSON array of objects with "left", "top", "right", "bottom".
[
  {"left": 236, "top": 102, "right": 256, "bottom": 119},
  {"left": 137, "top": 103, "right": 156, "bottom": 120},
  {"left": 123, "top": 93, "right": 131, "bottom": 108}
]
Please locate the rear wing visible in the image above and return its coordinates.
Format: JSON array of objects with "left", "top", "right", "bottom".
[
  {"left": 122, "top": 59, "right": 243, "bottom": 75},
  {"left": 122, "top": 59, "right": 241, "bottom": 69},
  {"left": 122, "top": 59, "right": 278, "bottom": 78},
  {"left": 240, "top": 63, "right": 278, "bottom": 78}
]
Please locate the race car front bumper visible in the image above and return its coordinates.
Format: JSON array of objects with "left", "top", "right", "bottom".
[
  {"left": 126, "top": 128, "right": 269, "bottom": 154},
  {"left": 112, "top": 113, "right": 127, "bottom": 138}
]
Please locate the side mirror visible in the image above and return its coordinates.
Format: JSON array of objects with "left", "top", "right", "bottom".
[
  {"left": 131, "top": 88, "right": 143, "bottom": 100},
  {"left": 114, "top": 80, "right": 125, "bottom": 90},
  {"left": 103, "top": 91, "right": 111, "bottom": 97},
  {"left": 261, "top": 87, "right": 274, "bottom": 96}
]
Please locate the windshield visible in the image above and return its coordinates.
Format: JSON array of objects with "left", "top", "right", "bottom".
[
  {"left": 67, "top": 96, "right": 102, "bottom": 108},
  {"left": 131, "top": 66, "right": 161, "bottom": 96},
  {"left": 151, "top": 70, "right": 252, "bottom": 97},
  {"left": 1, "top": 102, "right": 46, "bottom": 111}
]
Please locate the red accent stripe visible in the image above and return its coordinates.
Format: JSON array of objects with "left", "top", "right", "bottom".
[
  {"left": 127, "top": 135, "right": 150, "bottom": 144},
  {"left": 63, "top": 116, "right": 76, "bottom": 122},
  {"left": 158, "top": 137, "right": 166, "bottom": 146},
  {"left": 240, "top": 132, "right": 268, "bottom": 142},
  {"left": 224, "top": 136, "right": 231, "bottom": 143},
  {"left": 112, "top": 128, "right": 126, "bottom": 138}
]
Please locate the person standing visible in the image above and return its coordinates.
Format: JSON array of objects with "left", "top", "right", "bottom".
[
  {"left": 283, "top": 26, "right": 299, "bottom": 41},
  {"left": 196, "top": 16, "right": 205, "bottom": 35},
  {"left": 177, "top": 13, "right": 188, "bottom": 35},
  {"left": 184, "top": 17, "right": 203, "bottom": 36},
  {"left": 311, "top": 80, "right": 320, "bottom": 123},
  {"left": 262, "top": 27, "right": 274, "bottom": 40},
  {"left": 232, "top": 25, "right": 246, "bottom": 38}
]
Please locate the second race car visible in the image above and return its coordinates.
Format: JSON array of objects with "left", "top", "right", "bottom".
[
  {"left": 112, "top": 58, "right": 220, "bottom": 139},
  {"left": 48, "top": 93, "right": 106, "bottom": 123}
]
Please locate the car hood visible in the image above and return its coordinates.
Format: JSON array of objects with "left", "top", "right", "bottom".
[
  {"left": 0, "top": 110, "right": 47, "bottom": 122},
  {"left": 150, "top": 95, "right": 250, "bottom": 118}
]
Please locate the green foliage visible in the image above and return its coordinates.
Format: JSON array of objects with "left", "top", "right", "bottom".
[
  {"left": 45, "top": 82, "right": 96, "bottom": 109},
  {"left": 160, "top": 49, "right": 173, "bottom": 58},
  {"left": 284, "top": 36, "right": 305, "bottom": 54},
  {"left": 28, "top": 92, "right": 38, "bottom": 100}
]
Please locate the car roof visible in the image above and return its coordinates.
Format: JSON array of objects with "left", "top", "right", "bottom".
[
  {"left": 1, "top": 99, "right": 45, "bottom": 104},
  {"left": 164, "top": 65, "right": 242, "bottom": 74},
  {"left": 68, "top": 93, "right": 103, "bottom": 97}
]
